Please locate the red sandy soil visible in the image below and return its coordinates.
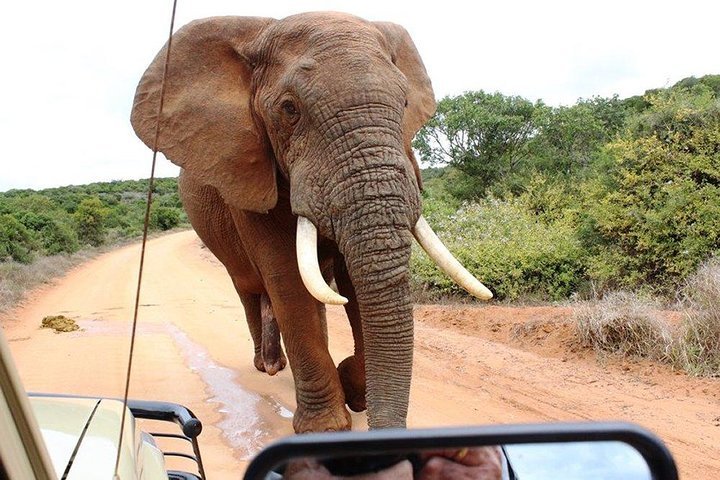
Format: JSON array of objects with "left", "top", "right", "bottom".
[{"left": 1, "top": 231, "right": 717, "bottom": 478}]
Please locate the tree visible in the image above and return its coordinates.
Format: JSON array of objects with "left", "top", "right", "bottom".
[
  {"left": 73, "top": 197, "right": 108, "bottom": 246},
  {"left": 673, "top": 74, "right": 720, "bottom": 97},
  {"left": 530, "top": 95, "right": 627, "bottom": 174},
  {"left": 414, "top": 91, "right": 543, "bottom": 199}
]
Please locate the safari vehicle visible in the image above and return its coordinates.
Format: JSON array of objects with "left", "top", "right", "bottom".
[
  {"left": 1, "top": 325, "right": 679, "bottom": 479},
  {"left": 0, "top": 328, "right": 205, "bottom": 480}
]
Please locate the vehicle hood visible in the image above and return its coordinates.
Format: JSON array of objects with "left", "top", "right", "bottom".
[{"left": 29, "top": 396, "right": 137, "bottom": 479}]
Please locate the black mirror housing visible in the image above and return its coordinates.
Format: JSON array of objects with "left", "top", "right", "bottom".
[{"left": 244, "top": 422, "right": 678, "bottom": 480}]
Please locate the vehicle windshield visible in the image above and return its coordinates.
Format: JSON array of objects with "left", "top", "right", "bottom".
[{"left": 1, "top": 2, "right": 718, "bottom": 480}]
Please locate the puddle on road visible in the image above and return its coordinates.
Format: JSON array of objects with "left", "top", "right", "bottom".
[
  {"left": 166, "top": 325, "right": 291, "bottom": 458},
  {"left": 78, "top": 318, "right": 293, "bottom": 459},
  {"left": 261, "top": 394, "right": 294, "bottom": 419}
]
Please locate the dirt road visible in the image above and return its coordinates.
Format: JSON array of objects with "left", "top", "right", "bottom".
[{"left": 2, "top": 231, "right": 717, "bottom": 478}]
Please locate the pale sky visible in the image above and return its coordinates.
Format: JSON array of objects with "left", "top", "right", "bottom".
[{"left": 1, "top": 0, "right": 717, "bottom": 191}]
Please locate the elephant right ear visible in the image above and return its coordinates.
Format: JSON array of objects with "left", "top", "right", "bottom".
[{"left": 131, "top": 17, "right": 277, "bottom": 213}]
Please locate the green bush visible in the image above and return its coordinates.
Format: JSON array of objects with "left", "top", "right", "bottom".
[
  {"left": 581, "top": 87, "right": 720, "bottom": 291},
  {"left": 18, "top": 211, "right": 79, "bottom": 255},
  {"left": 0, "top": 214, "right": 36, "bottom": 263},
  {"left": 516, "top": 172, "right": 581, "bottom": 224},
  {"left": 41, "top": 219, "right": 80, "bottom": 255},
  {"left": 529, "top": 95, "right": 627, "bottom": 175},
  {"left": 151, "top": 206, "right": 182, "bottom": 231},
  {"left": 411, "top": 198, "right": 586, "bottom": 301},
  {"left": 73, "top": 197, "right": 109, "bottom": 246}
]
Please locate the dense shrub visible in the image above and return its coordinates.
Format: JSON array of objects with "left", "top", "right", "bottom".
[
  {"left": 530, "top": 95, "right": 627, "bottom": 175},
  {"left": 151, "top": 206, "right": 182, "bottom": 231},
  {"left": 411, "top": 198, "right": 586, "bottom": 301},
  {"left": 0, "top": 214, "right": 36, "bottom": 263},
  {"left": 672, "top": 74, "right": 720, "bottom": 97},
  {"left": 18, "top": 211, "right": 79, "bottom": 255},
  {"left": 581, "top": 87, "right": 720, "bottom": 291},
  {"left": 0, "top": 195, "right": 79, "bottom": 257},
  {"left": 515, "top": 172, "right": 581, "bottom": 224},
  {"left": 0, "top": 178, "right": 188, "bottom": 264},
  {"left": 104, "top": 201, "right": 143, "bottom": 237},
  {"left": 73, "top": 197, "right": 109, "bottom": 246}
]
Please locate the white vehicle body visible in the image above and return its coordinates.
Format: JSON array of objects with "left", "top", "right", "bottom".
[
  {"left": 1, "top": 327, "right": 204, "bottom": 480},
  {"left": 30, "top": 396, "right": 167, "bottom": 480}
]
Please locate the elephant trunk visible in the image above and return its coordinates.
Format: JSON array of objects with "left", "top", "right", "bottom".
[
  {"left": 339, "top": 210, "right": 416, "bottom": 429},
  {"left": 313, "top": 148, "right": 416, "bottom": 428}
]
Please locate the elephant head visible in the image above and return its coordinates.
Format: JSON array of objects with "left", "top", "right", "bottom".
[{"left": 131, "top": 12, "right": 490, "bottom": 430}]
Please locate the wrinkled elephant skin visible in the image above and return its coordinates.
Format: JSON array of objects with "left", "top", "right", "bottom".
[{"left": 132, "top": 12, "right": 436, "bottom": 432}]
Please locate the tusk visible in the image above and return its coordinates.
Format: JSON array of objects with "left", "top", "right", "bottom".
[
  {"left": 413, "top": 216, "right": 493, "bottom": 300},
  {"left": 296, "top": 217, "right": 348, "bottom": 305}
]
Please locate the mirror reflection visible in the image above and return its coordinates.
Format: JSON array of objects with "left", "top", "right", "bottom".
[
  {"left": 263, "top": 441, "right": 650, "bottom": 480},
  {"left": 504, "top": 441, "right": 651, "bottom": 480}
]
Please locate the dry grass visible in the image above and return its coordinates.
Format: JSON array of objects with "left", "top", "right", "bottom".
[
  {"left": 672, "top": 258, "right": 720, "bottom": 377},
  {"left": 573, "top": 291, "right": 672, "bottom": 360},
  {"left": 573, "top": 258, "right": 720, "bottom": 377},
  {"left": 0, "top": 251, "right": 95, "bottom": 315}
]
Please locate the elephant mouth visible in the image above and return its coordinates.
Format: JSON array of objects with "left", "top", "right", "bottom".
[{"left": 295, "top": 215, "right": 493, "bottom": 305}]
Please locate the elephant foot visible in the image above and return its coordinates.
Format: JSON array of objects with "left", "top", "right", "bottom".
[
  {"left": 259, "top": 293, "right": 286, "bottom": 376},
  {"left": 338, "top": 355, "right": 367, "bottom": 412},
  {"left": 263, "top": 352, "right": 287, "bottom": 376},
  {"left": 293, "top": 401, "right": 351, "bottom": 433},
  {"left": 261, "top": 328, "right": 286, "bottom": 376},
  {"left": 253, "top": 351, "right": 287, "bottom": 375}
]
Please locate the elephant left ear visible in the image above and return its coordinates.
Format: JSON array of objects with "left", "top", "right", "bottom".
[{"left": 374, "top": 22, "right": 436, "bottom": 189}]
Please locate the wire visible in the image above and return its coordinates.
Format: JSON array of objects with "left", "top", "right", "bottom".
[{"left": 113, "top": 1, "right": 179, "bottom": 477}]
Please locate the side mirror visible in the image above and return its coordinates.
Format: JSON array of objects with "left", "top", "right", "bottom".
[{"left": 244, "top": 422, "right": 678, "bottom": 480}]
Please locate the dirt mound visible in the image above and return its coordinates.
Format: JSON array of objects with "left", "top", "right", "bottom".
[{"left": 41, "top": 315, "right": 79, "bottom": 333}]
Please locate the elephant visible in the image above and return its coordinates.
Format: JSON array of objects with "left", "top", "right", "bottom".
[
  {"left": 131, "top": 12, "right": 491, "bottom": 433},
  {"left": 240, "top": 291, "right": 286, "bottom": 376}
]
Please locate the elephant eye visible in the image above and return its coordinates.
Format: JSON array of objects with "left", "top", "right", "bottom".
[{"left": 281, "top": 100, "right": 299, "bottom": 118}]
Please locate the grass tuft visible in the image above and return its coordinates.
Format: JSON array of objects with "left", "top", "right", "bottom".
[
  {"left": 672, "top": 257, "right": 720, "bottom": 377},
  {"left": 573, "top": 291, "right": 672, "bottom": 360}
]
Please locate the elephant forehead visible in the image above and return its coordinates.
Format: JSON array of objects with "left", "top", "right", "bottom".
[
  {"left": 278, "top": 11, "right": 376, "bottom": 35},
  {"left": 262, "top": 12, "right": 387, "bottom": 57}
]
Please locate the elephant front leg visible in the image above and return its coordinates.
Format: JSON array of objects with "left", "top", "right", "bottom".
[
  {"left": 271, "top": 290, "right": 351, "bottom": 433},
  {"left": 260, "top": 293, "right": 287, "bottom": 375},
  {"left": 234, "top": 209, "right": 350, "bottom": 433}
]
